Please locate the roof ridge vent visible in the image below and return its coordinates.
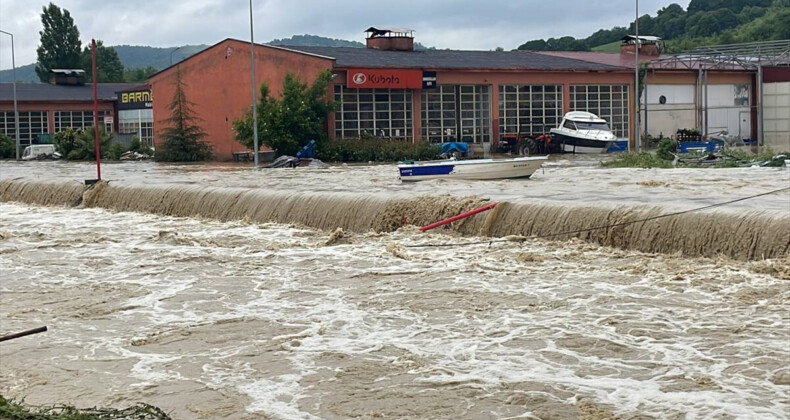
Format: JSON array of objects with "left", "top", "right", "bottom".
[{"left": 364, "top": 27, "right": 415, "bottom": 51}]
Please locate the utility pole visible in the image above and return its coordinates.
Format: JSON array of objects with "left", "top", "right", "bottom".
[
  {"left": 0, "top": 30, "right": 20, "bottom": 159},
  {"left": 250, "top": 0, "right": 260, "bottom": 168}
]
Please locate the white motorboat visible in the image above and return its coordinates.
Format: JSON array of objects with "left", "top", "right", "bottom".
[
  {"left": 550, "top": 111, "right": 617, "bottom": 154},
  {"left": 398, "top": 156, "right": 547, "bottom": 182}
]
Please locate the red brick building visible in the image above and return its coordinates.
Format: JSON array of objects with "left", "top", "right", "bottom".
[{"left": 149, "top": 29, "right": 640, "bottom": 160}]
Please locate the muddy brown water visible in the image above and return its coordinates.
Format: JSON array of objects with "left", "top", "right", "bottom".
[{"left": 1, "top": 159, "right": 789, "bottom": 419}]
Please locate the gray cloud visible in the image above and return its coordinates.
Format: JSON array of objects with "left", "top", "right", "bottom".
[{"left": 0, "top": 0, "right": 688, "bottom": 69}]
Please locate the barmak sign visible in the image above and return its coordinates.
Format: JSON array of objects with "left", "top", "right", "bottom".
[{"left": 346, "top": 69, "right": 422, "bottom": 89}]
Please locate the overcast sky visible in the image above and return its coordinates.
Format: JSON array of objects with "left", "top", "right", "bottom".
[{"left": 0, "top": 0, "right": 688, "bottom": 70}]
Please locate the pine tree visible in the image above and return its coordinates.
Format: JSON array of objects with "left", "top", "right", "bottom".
[
  {"left": 156, "top": 69, "right": 213, "bottom": 162},
  {"left": 35, "top": 3, "right": 82, "bottom": 82}
]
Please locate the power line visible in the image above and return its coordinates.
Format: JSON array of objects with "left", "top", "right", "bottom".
[{"left": 403, "top": 186, "right": 790, "bottom": 249}]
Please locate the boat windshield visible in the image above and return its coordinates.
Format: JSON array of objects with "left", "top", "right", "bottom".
[{"left": 574, "top": 121, "right": 610, "bottom": 131}]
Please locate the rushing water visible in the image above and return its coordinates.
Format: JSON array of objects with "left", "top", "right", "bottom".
[
  {"left": 1, "top": 203, "right": 789, "bottom": 419},
  {"left": 1, "top": 160, "right": 789, "bottom": 419}
]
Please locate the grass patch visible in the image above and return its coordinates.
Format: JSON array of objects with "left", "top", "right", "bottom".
[
  {"left": 0, "top": 395, "right": 171, "bottom": 420},
  {"left": 591, "top": 41, "right": 621, "bottom": 52}
]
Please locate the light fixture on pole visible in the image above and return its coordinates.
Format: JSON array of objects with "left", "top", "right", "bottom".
[
  {"left": 0, "top": 30, "right": 20, "bottom": 160},
  {"left": 634, "top": 0, "right": 640, "bottom": 152},
  {"left": 250, "top": 0, "right": 260, "bottom": 168},
  {"left": 170, "top": 46, "right": 182, "bottom": 66}
]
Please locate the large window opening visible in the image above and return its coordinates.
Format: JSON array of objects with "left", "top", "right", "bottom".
[
  {"left": 333, "top": 86, "right": 413, "bottom": 140},
  {"left": 118, "top": 109, "right": 154, "bottom": 148},
  {"left": 498, "top": 84, "right": 563, "bottom": 137},
  {"left": 570, "top": 84, "right": 630, "bottom": 138},
  {"left": 421, "top": 85, "right": 490, "bottom": 143},
  {"left": 54, "top": 110, "right": 112, "bottom": 132},
  {"left": 0, "top": 111, "right": 49, "bottom": 148}
]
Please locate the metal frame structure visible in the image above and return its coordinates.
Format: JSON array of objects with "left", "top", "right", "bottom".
[
  {"left": 649, "top": 39, "right": 790, "bottom": 71},
  {"left": 645, "top": 39, "right": 790, "bottom": 146}
]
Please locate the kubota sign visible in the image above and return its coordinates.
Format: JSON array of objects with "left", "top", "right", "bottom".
[{"left": 346, "top": 69, "right": 422, "bottom": 89}]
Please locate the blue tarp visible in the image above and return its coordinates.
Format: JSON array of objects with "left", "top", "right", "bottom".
[
  {"left": 439, "top": 142, "right": 469, "bottom": 155},
  {"left": 678, "top": 140, "right": 724, "bottom": 153},
  {"left": 296, "top": 140, "right": 316, "bottom": 158}
]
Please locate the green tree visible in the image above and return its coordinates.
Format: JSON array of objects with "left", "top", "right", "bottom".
[
  {"left": 80, "top": 40, "right": 124, "bottom": 82},
  {"left": 517, "top": 39, "right": 548, "bottom": 50},
  {"left": 35, "top": 3, "right": 82, "bottom": 82},
  {"left": 54, "top": 127, "right": 80, "bottom": 158},
  {"left": 56, "top": 127, "right": 113, "bottom": 160},
  {"left": 233, "top": 69, "right": 336, "bottom": 156},
  {"left": 0, "top": 133, "right": 14, "bottom": 158},
  {"left": 124, "top": 66, "right": 158, "bottom": 82},
  {"left": 156, "top": 69, "right": 212, "bottom": 162}
]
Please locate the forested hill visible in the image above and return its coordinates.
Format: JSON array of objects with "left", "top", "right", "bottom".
[
  {"left": 517, "top": 0, "right": 790, "bottom": 52},
  {"left": 0, "top": 34, "right": 433, "bottom": 83}
]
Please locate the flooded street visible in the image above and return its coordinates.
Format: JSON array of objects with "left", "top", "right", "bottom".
[
  {"left": 1, "top": 160, "right": 789, "bottom": 419},
  {"left": 1, "top": 158, "right": 789, "bottom": 213}
]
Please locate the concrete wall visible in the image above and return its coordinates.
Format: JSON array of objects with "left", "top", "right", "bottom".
[
  {"left": 763, "top": 81, "right": 790, "bottom": 151},
  {"left": 643, "top": 84, "right": 695, "bottom": 138},
  {"left": 644, "top": 71, "right": 755, "bottom": 140},
  {"left": 149, "top": 40, "right": 334, "bottom": 160}
]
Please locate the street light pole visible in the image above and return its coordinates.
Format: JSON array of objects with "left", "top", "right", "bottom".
[
  {"left": 0, "top": 30, "right": 20, "bottom": 160},
  {"left": 169, "top": 46, "right": 181, "bottom": 66},
  {"left": 250, "top": 0, "right": 258, "bottom": 168},
  {"left": 250, "top": 0, "right": 260, "bottom": 168},
  {"left": 634, "top": 0, "right": 640, "bottom": 152}
]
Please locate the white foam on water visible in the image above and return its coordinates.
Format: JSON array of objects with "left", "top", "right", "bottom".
[{"left": 1, "top": 201, "right": 788, "bottom": 419}]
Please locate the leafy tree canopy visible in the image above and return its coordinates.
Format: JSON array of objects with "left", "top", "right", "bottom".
[
  {"left": 35, "top": 2, "right": 82, "bottom": 82},
  {"left": 233, "top": 69, "right": 336, "bottom": 157},
  {"left": 81, "top": 40, "right": 125, "bottom": 83},
  {"left": 124, "top": 66, "right": 159, "bottom": 83}
]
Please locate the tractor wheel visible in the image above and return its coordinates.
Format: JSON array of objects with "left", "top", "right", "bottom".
[{"left": 519, "top": 137, "right": 539, "bottom": 156}]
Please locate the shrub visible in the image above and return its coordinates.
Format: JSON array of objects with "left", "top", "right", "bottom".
[
  {"left": 0, "top": 133, "right": 14, "bottom": 158},
  {"left": 601, "top": 152, "right": 673, "bottom": 168},
  {"left": 656, "top": 138, "right": 678, "bottom": 160},
  {"left": 316, "top": 138, "right": 440, "bottom": 162}
]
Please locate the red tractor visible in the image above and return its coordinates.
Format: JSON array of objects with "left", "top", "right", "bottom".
[{"left": 496, "top": 130, "right": 553, "bottom": 156}]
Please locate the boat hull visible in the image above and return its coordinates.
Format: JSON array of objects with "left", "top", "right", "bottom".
[
  {"left": 550, "top": 131, "right": 613, "bottom": 154},
  {"left": 398, "top": 156, "right": 547, "bottom": 182}
]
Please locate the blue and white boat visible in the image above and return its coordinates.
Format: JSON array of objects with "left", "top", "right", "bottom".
[
  {"left": 550, "top": 111, "right": 617, "bottom": 154},
  {"left": 398, "top": 156, "right": 547, "bottom": 182}
]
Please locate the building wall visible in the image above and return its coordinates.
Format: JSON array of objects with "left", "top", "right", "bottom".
[
  {"left": 0, "top": 101, "right": 116, "bottom": 150},
  {"left": 644, "top": 71, "right": 754, "bottom": 140},
  {"left": 330, "top": 70, "right": 635, "bottom": 145},
  {"left": 149, "top": 39, "right": 334, "bottom": 160},
  {"left": 763, "top": 81, "right": 790, "bottom": 150}
]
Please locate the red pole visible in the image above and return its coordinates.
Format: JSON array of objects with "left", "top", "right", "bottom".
[
  {"left": 92, "top": 39, "right": 101, "bottom": 180},
  {"left": 419, "top": 202, "right": 499, "bottom": 232}
]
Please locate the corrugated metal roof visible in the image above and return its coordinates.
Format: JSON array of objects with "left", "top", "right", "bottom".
[
  {"left": 0, "top": 83, "right": 137, "bottom": 102},
  {"left": 282, "top": 46, "right": 628, "bottom": 71},
  {"left": 536, "top": 51, "right": 656, "bottom": 69}
]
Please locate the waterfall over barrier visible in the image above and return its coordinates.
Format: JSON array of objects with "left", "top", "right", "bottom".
[{"left": 2, "top": 179, "right": 788, "bottom": 260}]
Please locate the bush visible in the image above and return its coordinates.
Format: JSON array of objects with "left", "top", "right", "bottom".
[
  {"left": 0, "top": 133, "right": 14, "bottom": 158},
  {"left": 601, "top": 152, "right": 673, "bottom": 168},
  {"left": 128, "top": 136, "right": 154, "bottom": 156},
  {"left": 107, "top": 143, "right": 126, "bottom": 160},
  {"left": 656, "top": 138, "right": 678, "bottom": 160},
  {"left": 316, "top": 138, "right": 440, "bottom": 162}
]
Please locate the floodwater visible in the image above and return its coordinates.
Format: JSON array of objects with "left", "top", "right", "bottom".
[
  {"left": 1, "top": 159, "right": 789, "bottom": 419},
  {"left": 1, "top": 158, "right": 789, "bottom": 213}
]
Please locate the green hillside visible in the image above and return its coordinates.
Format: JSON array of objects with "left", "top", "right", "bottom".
[
  {"left": 518, "top": 0, "right": 789, "bottom": 52},
  {"left": 591, "top": 41, "right": 622, "bottom": 52}
]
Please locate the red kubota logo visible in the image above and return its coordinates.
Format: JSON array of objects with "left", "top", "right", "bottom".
[{"left": 352, "top": 73, "right": 367, "bottom": 85}]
